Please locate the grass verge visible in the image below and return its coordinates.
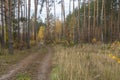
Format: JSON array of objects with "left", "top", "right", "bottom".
[
  {"left": 16, "top": 73, "right": 31, "bottom": 80},
  {"left": 51, "top": 44, "right": 120, "bottom": 80}
]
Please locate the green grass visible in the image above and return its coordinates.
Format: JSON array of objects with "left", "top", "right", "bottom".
[
  {"left": 51, "top": 65, "right": 60, "bottom": 80},
  {"left": 16, "top": 73, "right": 31, "bottom": 80}
]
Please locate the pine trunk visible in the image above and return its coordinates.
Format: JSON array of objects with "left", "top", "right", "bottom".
[
  {"left": 6, "top": 0, "right": 13, "bottom": 54},
  {"left": 34, "top": 0, "right": 38, "bottom": 41},
  {"left": 27, "top": 0, "right": 31, "bottom": 48},
  {"left": 18, "top": 0, "right": 20, "bottom": 42}
]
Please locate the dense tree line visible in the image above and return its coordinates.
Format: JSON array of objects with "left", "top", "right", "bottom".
[
  {"left": 44, "top": 0, "right": 120, "bottom": 44},
  {"left": 0, "top": 0, "right": 44, "bottom": 54},
  {"left": 0, "top": 0, "right": 120, "bottom": 54},
  {"left": 47, "top": 0, "right": 119, "bottom": 44},
  {"left": 64, "top": 0, "right": 120, "bottom": 43}
]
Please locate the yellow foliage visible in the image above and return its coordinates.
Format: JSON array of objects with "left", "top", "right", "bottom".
[
  {"left": 108, "top": 53, "right": 120, "bottom": 64},
  {"left": 55, "top": 19, "right": 62, "bottom": 33},
  {"left": 111, "top": 56, "right": 117, "bottom": 60},
  {"left": 37, "top": 26, "right": 45, "bottom": 42},
  {"left": 110, "top": 41, "right": 120, "bottom": 50},
  {"left": 92, "top": 38, "right": 97, "bottom": 43},
  {"left": 108, "top": 53, "right": 113, "bottom": 57},
  {"left": 118, "top": 59, "right": 120, "bottom": 63}
]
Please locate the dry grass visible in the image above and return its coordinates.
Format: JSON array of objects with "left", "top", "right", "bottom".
[{"left": 51, "top": 44, "right": 120, "bottom": 80}]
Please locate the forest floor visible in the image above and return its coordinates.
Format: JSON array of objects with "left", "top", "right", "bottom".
[
  {"left": 0, "top": 44, "right": 53, "bottom": 80},
  {"left": 0, "top": 43, "right": 120, "bottom": 80}
]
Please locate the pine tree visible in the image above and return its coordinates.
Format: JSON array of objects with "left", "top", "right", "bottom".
[
  {"left": 34, "top": 0, "right": 38, "bottom": 41},
  {"left": 27, "top": 0, "right": 31, "bottom": 48}
]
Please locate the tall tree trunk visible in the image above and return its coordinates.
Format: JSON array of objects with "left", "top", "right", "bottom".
[
  {"left": 110, "top": 6, "right": 113, "bottom": 42},
  {"left": 88, "top": 0, "right": 90, "bottom": 42},
  {"left": 13, "top": 0, "right": 16, "bottom": 41},
  {"left": 4, "top": 0, "right": 8, "bottom": 44},
  {"left": 77, "top": 0, "right": 81, "bottom": 42},
  {"left": 68, "top": 0, "right": 71, "bottom": 43},
  {"left": 72, "top": 0, "right": 75, "bottom": 42},
  {"left": 83, "top": 0, "right": 86, "bottom": 41},
  {"left": 27, "top": 0, "right": 31, "bottom": 48},
  {"left": 101, "top": 0, "right": 104, "bottom": 42},
  {"left": 54, "top": 0, "right": 56, "bottom": 41},
  {"left": 26, "top": 0, "right": 28, "bottom": 43},
  {"left": 34, "top": 0, "right": 38, "bottom": 41},
  {"left": 93, "top": 0, "right": 96, "bottom": 38},
  {"left": 62, "top": 0, "right": 65, "bottom": 40},
  {"left": 118, "top": 0, "right": 120, "bottom": 40},
  {"left": 63, "top": 0, "right": 65, "bottom": 40},
  {"left": 5, "top": 0, "right": 13, "bottom": 54},
  {"left": 46, "top": 0, "right": 49, "bottom": 41},
  {"left": 23, "top": 0, "right": 26, "bottom": 42},
  {"left": 96, "top": 0, "right": 99, "bottom": 40},
  {"left": 21, "top": 2, "right": 23, "bottom": 41},
  {"left": 104, "top": 5, "right": 107, "bottom": 42},
  {"left": 69, "top": 0, "right": 71, "bottom": 14},
  {"left": 61, "top": 0, "right": 64, "bottom": 40},
  {"left": 1, "top": 0, "right": 5, "bottom": 48},
  {"left": 18, "top": 0, "right": 20, "bottom": 42}
]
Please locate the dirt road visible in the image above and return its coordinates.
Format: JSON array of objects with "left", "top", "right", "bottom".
[{"left": 0, "top": 46, "right": 52, "bottom": 80}]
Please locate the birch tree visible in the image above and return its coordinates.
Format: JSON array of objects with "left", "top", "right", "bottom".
[
  {"left": 101, "top": 0, "right": 104, "bottom": 42},
  {"left": 1, "top": 0, "right": 5, "bottom": 48}
]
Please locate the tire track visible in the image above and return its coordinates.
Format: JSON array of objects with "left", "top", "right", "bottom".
[
  {"left": 0, "top": 46, "right": 52, "bottom": 80},
  {"left": 38, "top": 47, "right": 52, "bottom": 80}
]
